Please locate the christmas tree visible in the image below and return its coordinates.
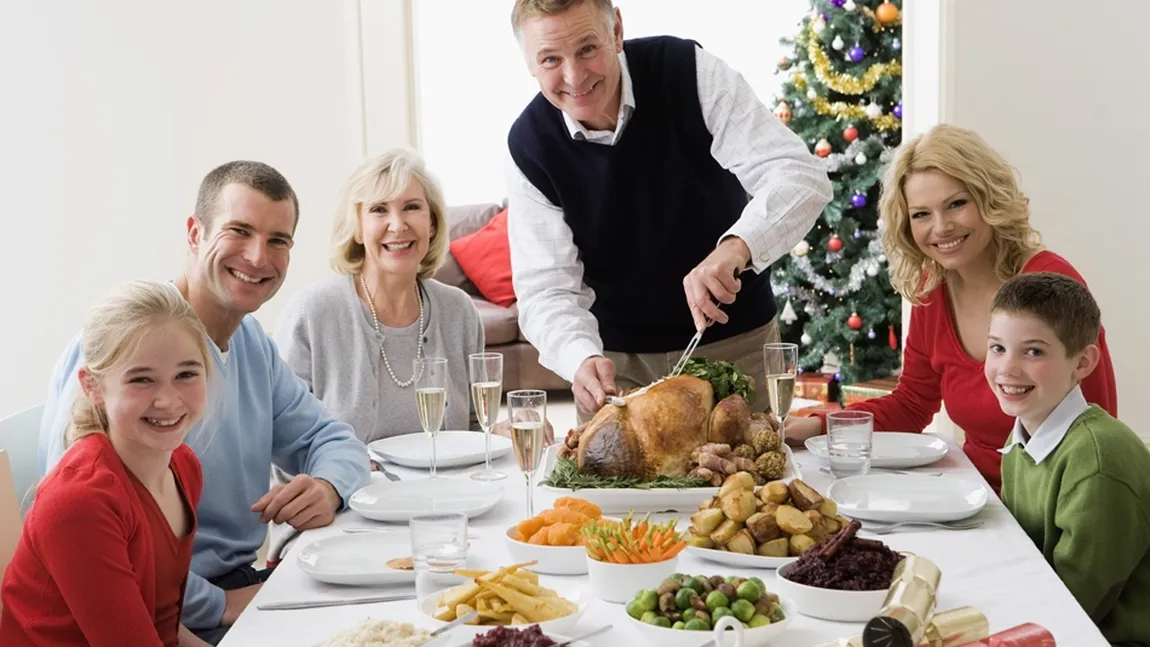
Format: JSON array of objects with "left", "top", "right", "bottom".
[{"left": 771, "top": 0, "right": 904, "bottom": 387}]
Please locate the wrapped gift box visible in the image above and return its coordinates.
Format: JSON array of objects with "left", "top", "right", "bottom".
[
  {"left": 797, "top": 372, "right": 835, "bottom": 402},
  {"left": 842, "top": 377, "right": 899, "bottom": 406}
]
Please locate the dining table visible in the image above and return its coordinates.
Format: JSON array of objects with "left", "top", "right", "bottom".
[{"left": 218, "top": 438, "right": 1109, "bottom": 646}]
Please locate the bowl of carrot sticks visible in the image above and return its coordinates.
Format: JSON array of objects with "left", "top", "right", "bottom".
[{"left": 582, "top": 512, "right": 687, "bottom": 603}]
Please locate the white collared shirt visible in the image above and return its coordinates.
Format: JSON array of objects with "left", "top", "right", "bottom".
[
  {"left": 999, "top": 386, "right": 1091, "bottom": 464},
  {"left": 506, "top": 47, "right": 833, "bottom": 381}
]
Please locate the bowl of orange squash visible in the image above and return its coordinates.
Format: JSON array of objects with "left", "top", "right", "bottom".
[{"left": 504, "top": 497, "right": 602, "bottom": 575}]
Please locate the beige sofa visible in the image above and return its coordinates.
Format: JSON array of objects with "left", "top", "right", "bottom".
[{"left": 434, "top": 202, "right": 570, "bottom": 393}]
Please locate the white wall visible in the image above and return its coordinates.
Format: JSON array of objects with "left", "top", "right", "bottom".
[
  {"left": 0, "top": 1, "right": 416, "bottom": 419},
  {"left": 908, "top": 0, "right": 1150, "bottom": 439},
  {"left": 412, "top": 0, "right": 810, "bottom": 206}
]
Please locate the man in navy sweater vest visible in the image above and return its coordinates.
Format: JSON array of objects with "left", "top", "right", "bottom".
[{"left": 505, "top": 0, "right": 832, "bottom": 420}]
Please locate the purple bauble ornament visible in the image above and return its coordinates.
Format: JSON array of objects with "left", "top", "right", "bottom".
[
  {"left": 893, "top": 103, "right": 903, "bottom": 119},
  {"left": 893, "top": 38, "right": 902, "bottom": 50},
  {"left": 847, "top": 46, "right": 865, "bottom": 63},
  {"left": 851, "top": 192, "right": 868, "bottom": 208},
  {"left": 853, "top": 230, "right": 862, "bottom": 239},
  {"left": 829, "top": 0, "right": 845, "bottom": 7}
]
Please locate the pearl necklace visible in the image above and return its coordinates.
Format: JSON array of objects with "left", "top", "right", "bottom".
[{"left": 359, "top": 274, "right": 424, "bottom": 388}]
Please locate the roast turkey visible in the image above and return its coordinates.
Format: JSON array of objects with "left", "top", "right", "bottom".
[{"left": 566, "top": 375, "right": 753, "bottom": 479}]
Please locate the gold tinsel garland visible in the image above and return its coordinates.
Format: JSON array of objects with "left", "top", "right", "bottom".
[
  {"left": 792, "top": 75, "right": 901, "bottom": 132},
  {"left": 806, "top": 24, "right": 901, "bottom": 95}
]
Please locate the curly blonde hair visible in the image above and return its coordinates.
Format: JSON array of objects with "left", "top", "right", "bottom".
[
  {"left": 879, "top": 124, "right": 1043, "bottom": 304},
  {"left": 330, "top": 148, "right": 449, "bottom": 281}
]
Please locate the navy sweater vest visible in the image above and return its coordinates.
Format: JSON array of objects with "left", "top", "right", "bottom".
[{"left": 508, "top": 35, "right": 777, "bottom": 353}]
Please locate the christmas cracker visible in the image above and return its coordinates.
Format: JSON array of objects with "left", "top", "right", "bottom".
[
  {"left": 955, "top": 623, "right": 1055, "bottom": 647},
  {"left": 862, "top": 554, "right": 942, "bottom": 646}
]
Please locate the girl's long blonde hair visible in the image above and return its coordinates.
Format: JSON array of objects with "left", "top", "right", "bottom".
[
  {"left": 879, "top": 124, "right": 1044, "bottom": 304},
  {"left": 66, "top": 280, "right": 213, "bottom": 448}
]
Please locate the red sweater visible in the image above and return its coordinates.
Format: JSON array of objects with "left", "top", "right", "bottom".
[
  {"left": 0, "top": 434, "right": 202, "bottom": 646},
  {"left": 838, "top": 251, "right": 1118, "bottom": 491}
]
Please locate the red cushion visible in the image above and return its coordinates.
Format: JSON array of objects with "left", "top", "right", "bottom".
[{"left": 449, "top": 208, "right": 516, "bottom": 307}]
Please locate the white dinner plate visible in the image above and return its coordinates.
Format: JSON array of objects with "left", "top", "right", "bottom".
[
  {"left": 369, "top": 431, "right": 512, "bottom": 469},
  {"left": 537, "top": 444, "right": 802, "bottom": 513},
  {"left": 828, "top": 474, "right": 989, "bottom": 522},
  {"left": 349, "top": 477, "right": 505, "bottom": 522},
  {"left": 805, "top": 432, "right": 949, "bottom": 469},
  {"left": 685, "top": 545, "right": 796, "bottom": 570},
  {"left": 297, "top": 532, "right": 421, "bottom": 586}
]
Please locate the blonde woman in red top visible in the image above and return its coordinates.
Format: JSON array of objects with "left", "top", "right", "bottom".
[
  {"left": 1, "top": 281, "right": 213, "bottom": 646},
  {"left": 787, "top": 124, "right": 1117, "bottom": 491}
]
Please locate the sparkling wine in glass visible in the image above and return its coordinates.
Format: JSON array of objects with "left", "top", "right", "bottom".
[
  {"left": 763, "top": 343, "right": 798, "bottom": 444},
  {"left": 415, "top": 357, "right": 448, "bottom": 479},
  {"left": 506, "top": 389, "right": 546, "bottom": 518},
  {"left": 469, "top": 352, "right": 506, "bottom": 482}
]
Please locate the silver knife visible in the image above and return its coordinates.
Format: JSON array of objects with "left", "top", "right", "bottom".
[{"left": 257, "top": 593, "right": 415, "bottom": 611}]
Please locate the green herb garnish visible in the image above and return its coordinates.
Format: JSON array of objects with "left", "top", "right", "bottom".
[
  {"left": 542, "top": 457, "right": 708, "bottom": 490},
  {"left": 680, "top": 357, "right": 756, "bottom": 403}
]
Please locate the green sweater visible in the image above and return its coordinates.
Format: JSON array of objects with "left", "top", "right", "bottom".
[{"left": 1002, "top": 405, "right": 1150, "bottom": 647}]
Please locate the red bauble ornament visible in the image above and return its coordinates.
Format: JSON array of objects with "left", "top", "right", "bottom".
[
  {"left": 843, "top": 125, "right": 858, "bottom": 142},
  {"left": 814, "top": 138, "right": 832, "bottom": 158},
  {"left": 876, "top": 1, "right": 900, "bottom": 24},
  {"left": 847, "top": 312, "right": 863, "bottom": 330},
  {"left": 889, "top": 324, "right": 898, "bottom": 349},
  {"left": 827, "top": 234, "right": 844, "bottom": 252}
]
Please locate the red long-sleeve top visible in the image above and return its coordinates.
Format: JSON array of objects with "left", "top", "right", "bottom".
[
  {"left": 0, "top": 433, "right": 201, "bottom": 646},
  {"left": 832, "top": 251, "right": 1118, "bottom": 491}
]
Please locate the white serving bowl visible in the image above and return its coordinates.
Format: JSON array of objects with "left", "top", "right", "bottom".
[
  {"left": 585, "top": 554, "right": 679, "bottom": 604},
  {"left": 775, "top": 560, "right": 887, "bottom": 622},
  {"left": 441, "top": 630, "right": 591, "bottom": 647},
  {"left": 417, "top": 586, "right": 590, "bottom": 639},
  {"left": 624, "top": 595, "right": 796, "bottom": 647},
  {"left": 503, "top": 525, "right": 589, "bottom": 575}
]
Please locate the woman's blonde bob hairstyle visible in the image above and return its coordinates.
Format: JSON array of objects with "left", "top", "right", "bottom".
[
  {"left": 67, "top": 280, "right": 213, "bottom": 449},
  {"left": 330, "top": 148, "right": 450, "bottom": 280},
  {"left": 879, "top": 124, "right": 1043, "bottom": 304}
]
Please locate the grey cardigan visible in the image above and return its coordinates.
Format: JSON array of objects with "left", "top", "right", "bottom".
[{"left": 273, "top": 274, "right": 485, "bottom": 444}]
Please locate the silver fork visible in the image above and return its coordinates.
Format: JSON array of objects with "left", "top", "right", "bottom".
[
  {"left": 819, "top": 466, "right": 942, "bottom": 477},
  {"left": 862, "top": 520, "right": 985, "bottom": 534}
]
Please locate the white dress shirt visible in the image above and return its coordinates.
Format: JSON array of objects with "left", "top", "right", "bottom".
[
  {"left": 998, "top": 385, "right": 1091, "bottom": 465},
  {"left": 506, "top": 46, "right": 833, "bottom": 382}
]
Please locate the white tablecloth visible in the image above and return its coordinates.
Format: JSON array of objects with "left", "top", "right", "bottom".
[{"left": 219, "top": 443, "right": 1109, "bottom": 647}]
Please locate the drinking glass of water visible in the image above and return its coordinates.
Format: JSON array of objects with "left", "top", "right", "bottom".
[
  {"left": 507, "top": 389, "right": 547, "bottom": 519},
  {"left": 763, "top": 343, "right": 798, "bottom": 443},
  {"left": 469, "top": 352, "right": 507, "bottom": 482},
  {"left": 414, "top": 357, "right": 448, "bottom": 479},
  {"left": 826, "top": 410, "right": 874, "bottom": 478},
  {"left": 411, "top": 512, "right": 468, "bottom": 600}
]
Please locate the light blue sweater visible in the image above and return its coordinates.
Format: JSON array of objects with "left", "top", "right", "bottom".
[{"left": 38, "top": 313, "right": 371, "bottom": 630}]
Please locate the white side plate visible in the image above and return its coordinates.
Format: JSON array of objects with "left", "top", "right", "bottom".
[
  {"left": 369, "top": 431, "right": 512, "bottom": 469},
  {"left": 349, "top": 477, "right": 505, "bottom": 522},
  {"left": 297, "top": 532, "right": 419, "bottom": 586},
  {"left": 805, "top": 432, "right": 949, "bottom": 469},
  {"left": 536, "top": 445, "right": 801, "bottom": 514},
  {"left": 828, "top": 474, "right": 989, "bottom": 522}
]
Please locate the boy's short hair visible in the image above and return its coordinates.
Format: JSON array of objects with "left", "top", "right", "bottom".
[{"left": 990, "top": 272, "right": 1101, "bottom": 355}]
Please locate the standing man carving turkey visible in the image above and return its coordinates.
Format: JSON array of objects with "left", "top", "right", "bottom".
[{"left": 505, "top": 0, "right": 833, "bottom": 420}]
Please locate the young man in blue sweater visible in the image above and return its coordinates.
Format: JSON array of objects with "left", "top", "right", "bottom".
[
  {"left": 38, "top": 161, "right": 371, "bottom": 644},
  {"left": 988, "top": 272, "right": 1150, "bottom": 645}
]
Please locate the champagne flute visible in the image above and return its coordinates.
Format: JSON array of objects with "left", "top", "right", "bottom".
[
  {"left": 506, "top": 389, "right": 546, "bottom": 518},
  {"left": 414, "top": 357, "right": 448, "bottom": 480},
  {"left": 763, "top": 343, "right": 798, "bottom": 444},
  {"left": 469, "top": 352, "right": 507, "bottom": 482}
]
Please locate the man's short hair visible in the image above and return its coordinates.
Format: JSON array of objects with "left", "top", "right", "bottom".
[
  {"left": 510, "top": 0, "right": 614, "bottom": 35},
  {"left": 194, "top": 160, "right": 299, "bottom": 228},
  {"left": 990, "top": 272, "right": 1101, "bottom": 355}
]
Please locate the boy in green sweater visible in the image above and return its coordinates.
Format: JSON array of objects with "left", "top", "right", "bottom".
[{"left": 987, "top": 272, "right": 1150, "bottom": 646}]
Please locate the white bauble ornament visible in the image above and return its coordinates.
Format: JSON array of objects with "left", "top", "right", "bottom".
[
  {"left": 867, "top": 265, "right": 878, "bottom": 277},
  {"left": 812, "top": 18, "right": 826, "bottom": 34},
  {"left": 793, "top": 240, "right": 811, "bottom": 257},
  {"left": 854, "top": 152, "right": 868, "bottom": 165},
  {"left": 801, "top": 333, "right": 813, "bottom": 345},
  {"left": 807, "top": 88, "right": 817, "bottom": 99},
  {"left": 878, "top": 254, "right": 887, "bottom": 263},
  {"left": 844, "top": 0, "right": 857, "bottom": 10},
  {"left": 865, "top": 102, "right": 883, "bottom": 119},
  {"left": 832, "top": 36, "right": 845, "bottom": 51}
]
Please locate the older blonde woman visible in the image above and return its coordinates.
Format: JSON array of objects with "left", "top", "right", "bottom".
[
  {"left": 787, "top": 124, "right": 1116, "bottom": 491},
  {"left": 274, "top": 149, "right": 484, "bottom": 443}
]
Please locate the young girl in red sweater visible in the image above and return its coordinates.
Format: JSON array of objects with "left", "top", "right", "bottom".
[
  {"left": 787, "top": 124, "right": 1117, "bottom": 491},
  {"left": 1, "top": 281, "right": 213, "bottom": 646}
]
